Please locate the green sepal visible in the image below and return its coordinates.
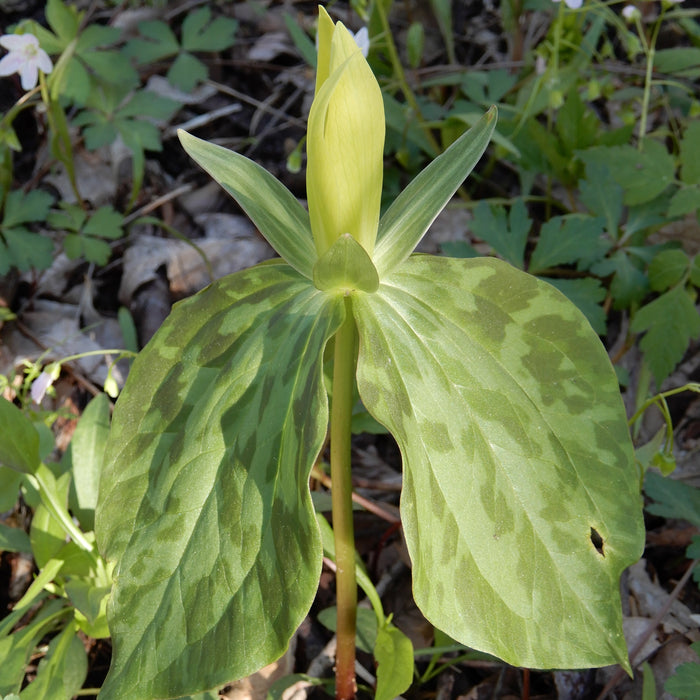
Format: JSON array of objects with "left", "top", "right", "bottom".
[
  {"left": 354, "top": 255, "right": 644, "bottom": 671},
  {"left": 313, "top": 233, "right": 380, "bottom": 293},
  {"left": 372, "top": 106, "right": 496, "bottom": 276},
  {"left": 178, "top": 130, "right": 317, "bottom": 279},
  {"left": 96, "top": 262, "right": 344, "bottom": 699}
]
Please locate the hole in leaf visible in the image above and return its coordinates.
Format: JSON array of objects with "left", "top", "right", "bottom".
[{"left": 590, "top": 527, "right": 605, "bottom": 557}]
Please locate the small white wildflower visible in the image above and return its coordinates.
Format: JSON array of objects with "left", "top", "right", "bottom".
[
  {"left": 0, "top": 33, "right": 53, "bottom": 91},
  {"left": 315, "top": 23, "right": 369, "bottom": 58},
  {"left": 352, "top": 26, "right": 370, "bottom": 58},
  {"left": 622, "top": 5, "right": 641, "bottom": 20},
  {"left": 552, "top": 0, "right": 584, "bottom": 8},
  {"left": 30, "top": 370, "right": 54, "bottom": 404}
]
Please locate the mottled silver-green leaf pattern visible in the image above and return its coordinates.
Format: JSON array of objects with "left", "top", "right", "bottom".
[
  {"left": 353, "top": 255, "right": 644, "bottom": 671},
  {"left": 95, "top": 262, "right": 344, "bottom": 699}
]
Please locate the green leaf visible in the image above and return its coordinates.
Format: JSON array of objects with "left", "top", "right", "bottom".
[
  {"left": 181, "top": 7, "right": 238, "bottom": 52},
  {"left": 3, "top": 190, "right": 53, "bottom": 228},
  {"left": 648, "top": 249, "right": 689, "bottom": 292},
  {"left": 167, "top": 51, "right": 208, "bottom": 93},
  {"left": 313, "top": 233, "right": 380, "bottom": 293},
  {"left": 0, "top": 467, "right": 23, "bottom": 512},
  {"left": 125, "top": 20, "right": 179, "bottom": 64},
  {"left": 0, "top": 523, "right": 31, "bottom": 553},
  {"left": 668, "top": 186, "right": 700, "bottom": 218},
  {"left": 631, "top": 287, "right": 700, "bottom": 384},
  {"left": 317, "top": 606, "right": 377, "bottom": 654},
  {"left": 45, "top": 0, "right": 81, "bottom": 43},
  {"left": 0, "top": 398, "right": 41, "bottom": 474},
  {"left": 96, "top": 262, "right": 344, "bottom": 699},
  {"left": 68, "top": 393, "right": 110, "bottom": 532},
  {"left": 665, "top": 659, "right": 700, "bottom": 700},
  {"left": 468, "top": 198, "right": 531, "bottom": 268},
  {"left": 680, "top": 121, "right": 700, "bottom": 185},
  {"left": 578, "top": 142, "right": 674, "bottom": 206},
  {"left": 579, "top": 162, "right": 623, "bottom": 237},
  {"left": 654, "top": 47, "right": 700, "bottom": 78},
  {"left": 374, "top": 620, "right": 414, "bottom": 700},
  {"left": 0, "top": 598, "right": 68, "bottom": 696},
  {"left": 178, "top": 130, "right": 317, "bottom": 278},
  {"left": 528, "top": 215, "right": 605, "bottom": 275},
  {"left": 591, "top": 250, "right": 649, "bottom": 309},
  {"left": 19, "top": 622, "right": 87, "bottom": 700},
  {"left": 354, "top": 255, "right": 644, "bottom": 670},
  {"left": 373, "top": 107, "right": 496, "bottom": 276},
  {"left": 645, "top": 471, "right": 700, "bottom": 529}
]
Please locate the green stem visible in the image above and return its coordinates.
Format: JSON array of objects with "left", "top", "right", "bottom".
[{"left": 330, "top": 297, "right": 359, "bottom": 700}]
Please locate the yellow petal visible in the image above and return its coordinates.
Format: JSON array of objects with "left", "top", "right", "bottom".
[{"left": 307, "top": 21, "right": 384, "bottom": 257}]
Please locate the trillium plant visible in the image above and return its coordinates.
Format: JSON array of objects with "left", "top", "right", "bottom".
[{"left": 96, "top": 7, "right": 644, "bottom": 699}]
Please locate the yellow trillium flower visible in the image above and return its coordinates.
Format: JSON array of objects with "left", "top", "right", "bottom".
[{"left": 307, "top": 7, "right": 385, "bottom": 257}]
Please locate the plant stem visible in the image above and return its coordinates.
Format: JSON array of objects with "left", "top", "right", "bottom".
[{"left": 330, "top": 297, "right": 359, "bottom": 699}]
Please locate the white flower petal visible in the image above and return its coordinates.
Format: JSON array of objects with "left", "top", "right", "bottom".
[{"left": 20, "top": 62, "right": 39, "bottom": 90}]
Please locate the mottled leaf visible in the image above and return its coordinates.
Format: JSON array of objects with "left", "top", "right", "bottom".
[
  {"left": 178, "top": 131, "right": 317, "bottom": 278},
  {"left": 354, "top": 255, "right": 644, "bottom": 670},
  {"left": 96, "top": 262, "right": 344, "bottom": 699}
]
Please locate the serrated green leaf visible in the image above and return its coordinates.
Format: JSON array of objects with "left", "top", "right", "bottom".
[
  {"left": 125, "top": 20, "right": 179, "bottom": 64},
  {"left": 648, "top": 249, "right": 689, "bottom": 292},
  {"left": 645, "top": 471, "right": 700, "bottom": 529},
  {"left": 665, "top": 660, "right": 700, "bottom": 699},
  {"left": 0, "top": 398, "right": 41, "bottom": 474},
  {"left": 374, "top": 620, "right": 414, "bottom": 700},
  {"left": 179, "top": 130, "right": 317, "bottom": 278},
  {"left": 118, "top": 90, "right": 180, "bottom": 122},
  {"left": 83, "top": 206, "right": 123, "bottom": 239},
  {"left": 95, "top": 263, "right": 344, "bottom": 699},
  {"left": 468, "top": 198, "right": 530, "bottom": 268},
  {"left": 167, "top": 51, "right": 208, "bottom": 93},
  {"left": 529, "top": 215, "right": 605, "bottom": 275},
  {"left": 3, "top": 190, "right": 54, "bottom": 228},
  {"left": 680, "top": 121, "right": 700, "bottom": 186},
  {"left": 631, "top": 286, "right": 700, "bottom": 384},
  {"left": 591, "top": 250, "right": 649, "bottom": 309},
  {"left": 579, "top": 161, "right": 623, "bottom": 237},
  {"left": 68, "top": 393, "right": 110, "bottom": 532},
  {"left": 0, "top": 229, "right": 54, "bottom": 274},
  {"left": 81, "top": 49, "right": 139, "bottom": 89},
  {"left": 181, "top": 7, "right": 238, "bottom": 52},
  {"left": 313, "top": 233, "right": 379, "bottom": 293},
  {"left": 578, "top": 142, "right": 674, "bottom": 206},
  {"left": 354, "top": 255, "right": 644, "bottom": 670},
  {"left": 373, "top": 107, "right": 496, "bottom": 276}
]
